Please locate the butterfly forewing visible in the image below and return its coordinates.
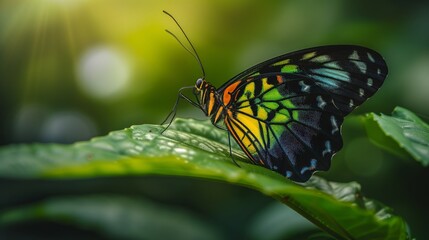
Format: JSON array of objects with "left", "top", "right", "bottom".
[
  {"left": 219, "top": 45, "right": 388, "bottom": 115},
  {"left": 215, "top": 45, "right": 387, "bottom": 182}
]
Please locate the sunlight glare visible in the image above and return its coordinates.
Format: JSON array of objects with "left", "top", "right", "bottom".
[
  {"left": 77, "top": 46, "right": 132, "bottom": 100},
  {"left": 43, "top": 0, "right": 85, "bottom": 7}
]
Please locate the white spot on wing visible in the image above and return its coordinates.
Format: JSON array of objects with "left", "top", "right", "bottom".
[
  {"left": 310, "top": 159, "right": 317, "bottom": 168},
  {"left": 367, "top": 52, "right": 375, "bottom": 62},
  {"left": 367, "top": 78, "right": 373, "bottom": 87},
  {"left": 349, "top": 50, "right": 360, "bottom": 60},
  {"left": 353, "top": 60, "right": 367, "bottom": 74},
  {"left": 349, "top": 99, "right": 354, "bottom": 108},
  {"left": 300, "top": 159, "right": 318, "bottom": 175},
  {"left": 300, "top": 167, "right": 308, "bottom": 175},
  {"left": 322, "top": 141, "right": 332, "bottom": 157},
  {"left": 311, "top": 55, "right": 331, "bottom": 63},
  {"left": 299, "top": 81, "right": 310, "bottom": 92},
  {"left": 316, "top": 96, "right": 327, "bottom": 109},
  {"left": 331, "top": 116, "right": 339, "bottom": 134},
  {"left": 324, "top": 61, "right": 340, "bottom": 69},
  {"left": 359, "top": 88, "right": 365, "bottom": 97}
]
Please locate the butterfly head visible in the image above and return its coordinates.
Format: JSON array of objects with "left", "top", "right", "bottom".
[
  {"left": 193, "top": 78, "right": 219, "bottom": 117},
  {"left": 195, "top": 77, "right": 205, "bottom": 90}
]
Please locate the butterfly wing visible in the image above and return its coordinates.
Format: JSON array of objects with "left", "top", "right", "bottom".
[
  {"left": 222, "top": 74, "right": 343, "bottom": 182},
  {"left": 219, "top": 45, "right": 388, "bottom": 115},
  {"left": 218, "top": 45, "right": 387, "bottom": 181}
]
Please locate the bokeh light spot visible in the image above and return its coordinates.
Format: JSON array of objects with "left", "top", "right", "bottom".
[
  {"left": 40, "top": 111, "right": 97, "bottom": 143},
  {"left": 404, "top": 55, "right": 429, "bottom": 111},
  {"left": 43, "top": 0, "right": 85, "bottom": 7},
  {"left": 77, "top": 46, "right": 132, "bottom": 100}
]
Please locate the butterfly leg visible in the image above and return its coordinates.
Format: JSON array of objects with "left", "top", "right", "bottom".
[
  {"left": 161, "top": 86, "right": 199, "bottom": 134},
  {"left": 227, "top": 131, "right": 241, "bottom": 168}
]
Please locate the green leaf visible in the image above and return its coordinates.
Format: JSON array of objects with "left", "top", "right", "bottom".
[
  {"left": 0, "top": 195, "right": 223, "bottom": 240},
  {"left": 0, "top": 118, "right": 410, "bottom": 239},
  {"left": 364, "top": 106, "right": 429, "bottom": 166},
  {"left": 247, "top": 202, "right": 320, "bottom": 240}
]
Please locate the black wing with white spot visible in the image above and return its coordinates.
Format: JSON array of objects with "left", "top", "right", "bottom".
[{"left": 217, "top": 45, "right": 387, "bottom": 182}]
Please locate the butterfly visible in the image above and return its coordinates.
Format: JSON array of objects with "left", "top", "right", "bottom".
[{"left": 163, "top": 12, "right": 388, "bottom": 182}]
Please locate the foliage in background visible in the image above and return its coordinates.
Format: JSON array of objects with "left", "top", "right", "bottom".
[{"left": 365, "top": 107, "right": 429, "bottom": 166}]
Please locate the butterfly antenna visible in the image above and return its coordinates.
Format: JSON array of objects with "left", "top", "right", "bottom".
[
  {"left": 163, "top": 10, "right": 206, "bottom": 78},
  {"left": 164, "top": 30, "right": 195, "bottom": 60}
]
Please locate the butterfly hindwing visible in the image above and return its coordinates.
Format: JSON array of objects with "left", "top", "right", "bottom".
[{"left": 223, "top": 73, "right": 344, "bottom": 182}]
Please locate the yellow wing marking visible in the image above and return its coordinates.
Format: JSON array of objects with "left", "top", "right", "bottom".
[
  {"left": 237, "top": 81, "right": 256, "bottom": 103},
  {"left": 261, "top": 78, "right": 275, "bottom": 93},
  {"left": 301, "top": 51, "right": 316, "bottom": 60},
  {"left": 207, "top": 91, "right": 215, "bottom": 115},
  {"left": 271, "top": 59, "right": 290, "bottom": 66}
]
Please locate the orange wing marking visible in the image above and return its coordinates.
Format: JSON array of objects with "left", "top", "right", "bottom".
[{"left": 223, "top": 81, "right": 241, "bottom": 106}]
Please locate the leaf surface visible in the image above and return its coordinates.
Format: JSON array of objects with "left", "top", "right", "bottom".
[
  {"left": 0, "top": 118, "right": 410, "bottom": 239},
  {"left": 364, "top": 106, "right": 429, "bottom": 166}
]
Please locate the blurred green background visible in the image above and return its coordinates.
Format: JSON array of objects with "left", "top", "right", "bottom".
[{"left": 1, "top": 0, "right": 428, "bottom": 239}]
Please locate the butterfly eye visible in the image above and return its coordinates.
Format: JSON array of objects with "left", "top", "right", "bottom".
[{"left": 196, "top": 78, "right": 204, "bottom": 89}]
